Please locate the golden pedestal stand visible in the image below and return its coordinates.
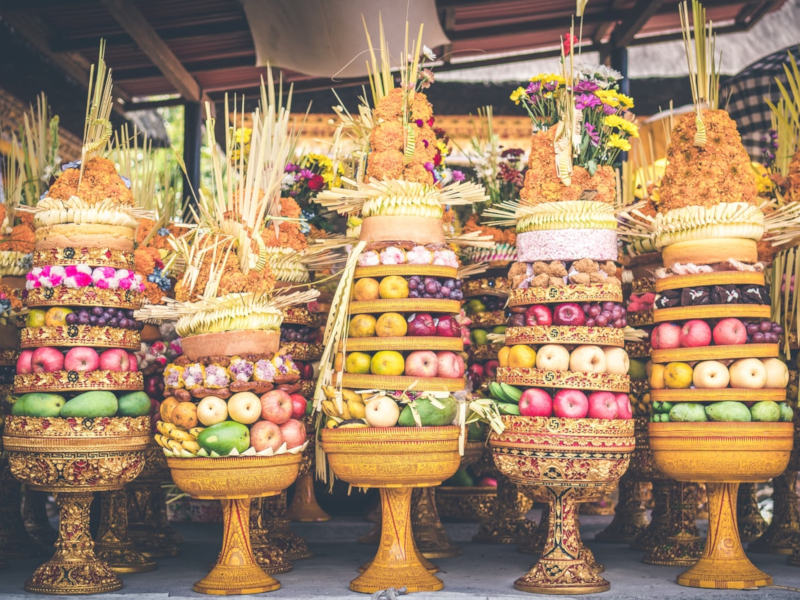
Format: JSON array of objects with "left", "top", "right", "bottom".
[
  {"left": 167, "top": 453, "right": 302, "bottom": 595},
  {"left": 322, "top": 426, "right": 460, "bottom": 594},
  {"left": 95, "top": 488, "right": 157, "bottom": 573},
  {"left": 250, "top": 496, "right": 293, "bottom": 574},
  {"left": 738, "top": 483, "right": 768, "bottom": 543},
  {"left": 650, "top": 422, "right": 793, "bottom": 589},
  {"left": 2, "top": 416, "right": 150, "bottom": 595},
  {"left": 642, "top": 481, "right": 703, "bottom": 566},
  {"left": 491, "top": 416, "right": 635, "bottom": 595}
]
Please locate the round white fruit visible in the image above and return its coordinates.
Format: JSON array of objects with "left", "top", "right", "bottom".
[
  {"left": 762, "top": 358, "right": 789, "bottom": 388},
  {"left": 535, "top": 344, "right": 570, "bottom": 371},
  {"left": 196, "top": 395, "right": 229, "bottom": 426},
  {"left": 569, "top": 345, "right": 607, "bottom": 374},
  {"left": 692, "top": 360, "right": 730, "bottom": 389},
  {"left": 364, "top": 395, "right": 401, "bottom": 427},
  {"left": 728, "top": 358, "right": 767, "bottom": 389},
  {"left": 603, "top": 347, "right": 629, "bottom": 375},
  {"left": 227, "top": 391, "right": 262, "bottom": 425}
]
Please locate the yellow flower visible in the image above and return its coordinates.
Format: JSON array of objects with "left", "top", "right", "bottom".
[
  {"left": 751, "top": 161, "right": 774, "bottom": 195},
  {"left": 617, "top": 93, "right": 634, "bottom": 109},
  {"left": 607, "top": 134, "right": 631, "bottom": 152},
  {"left": 603, "top": 114, "right": 639, "bottom": 138},
  {"left": 595, "top": 89, "right": 620, "bottom": 107},
  {"left": 510, "top": 87, "right": 526, "bottom": 105}
]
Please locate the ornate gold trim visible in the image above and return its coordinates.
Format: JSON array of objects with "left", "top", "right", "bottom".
[
  {"left": 505, "top": 325, "right": 624, "bottom": 347},
  {"left": 26, "top": 286, "right": 143, "bottom": 310},
  {"left": 14, "top": 370, "right": 143, "bottom": 393},
  {"left": 20, "top": 325, "right": 140, "bottom": 350},
  {"left": 509, "top": 283, "right": 622, "bottom": 306},
  {"left": 497, "top": 367, "right": 629, "bottom": 392}
]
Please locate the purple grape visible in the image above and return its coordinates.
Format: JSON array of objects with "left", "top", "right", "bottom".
[
  {"left": 595, "top": 314, "right": 609, "bottom": 327},
  {"left": 451, "top": 290, "right": 463, "bottom": 300},
  {"left": 613, "top": 318, "right": 625, "bottom": 328},
  {"left": 746, "top": 323, "right": 759, "bottom": 335},
  {"left": 772, "top": 323, "right": 783, "bottom": 334},
  {"left": 582, "top": 303, "right": 591, "bottom": 312},
  {"left": 752, "top": 331, "right": 766, "bottom": 343},
  {"left": 78, "top": 312, "right": 90, "bottom": 325},
  {"left": 108, "top": 317, "right": 119, "bottom": 327},
  {"left": 588, "top": 305, "right": 601, "bottom": 317},
  {"left": 88, "top": 315, "right": 98, "bottom": 325},
  {"left": 425, "top": 281, "right": 439, "bottom": 295},
  {"left": 119, "top": 318, "right": 130, "bottom": 329},
  {"left": 65, "top": 313, "right": 77, "bottom": 325},
  {"left": 619, "top": 317, "right": 626, "bottom": 327},
  {"left": 441, "top": 286, "right": 451, "bottom": 296},
  {"left": 408, "top": 279, "right": 418, "bottom": 290},
  {"left": 611, "top": 305, "right": 623, "bottom": 319},
  {"left": 603, "top": 301, "right": 615, "bottom": 311},
  {"left": 585, "top": 318, "right": 596, "bottom": 327},
  {"left": 409, "top": 289, "right": 420, "bottom": 298}
]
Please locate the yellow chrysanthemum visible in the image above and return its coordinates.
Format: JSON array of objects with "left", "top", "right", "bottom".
[
  {"left": 751, "top": 161, "right": 775, "bottom": 195},
  {"left": 595, "top": 89, "right": 620, "bottom": 107},
  {"left": 617, "top": 93, "right": 634, "bottom": 109},
  {"left": 603, "top": 114, "right": 639, "bottom": 138},
  {"left": 607, "top": 134, "right": 631, "bottom": 152},
  {"left": 510, "top": 87, "right": 526, "bottom": 105}
]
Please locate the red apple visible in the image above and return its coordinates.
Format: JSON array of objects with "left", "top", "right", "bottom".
[
  {"left": 64, "top": 347, "right": 100, "bottom": 372},
  {"left": 679, "top": 319, "right": 712, "bottom": 348},
  {"left": 650, "top": 322, "right": 681, "bottom": 349},
  {"left": 435, "top": 314, "right": 460, "bottom": 337},
  {"left": 436, "top": 351, "right": 465, "bottom": 378},
  {"left": 297, "top": 361, "right": 314, "bottom": 380},
  {"left": 289, "top": 393, "right": 307, "bottom": 419},
  {"left": 484, "top": 359, "right": 499, "bottom": 379},
  {"left": 587, "top": 391, "right": 619, "bottom": 419},
  {"left": 552, "top": 389, "right": 589, "bottom": 418},
  {"left": 614, "top": 393, "right": 633, "bottom": 419},
  {"left": 99, "top": 348, "right": 130, "bottom": 372},
  {"left": 478, "top": 476, "right": 498, "bottom": 487},
  {"left": 260, "top": 390, "right": 293, "bottom": 424},
  {"left": 251, "top": 420, "right": 284, "bottom": 452},
  {"left": 280, "top": 418, "right": 307, "bottom": 449},
  {"left": 31, "top": 347, "right": 64, "bottom": 373},
  {"left": 519, "top": 388, "right": 552, "bottom": 417},
  {"left": 553, "top": 303, "right": 585, "bottom": 326},
  {"left": 525, "top": 304, "right": 553, "bottom": 326},
  {"left": 144, "top": 374, "right": 164, "bottom": 398},
  {"left": 405, "top": 350, "right": 438, "bottom": 377},
  {"left": 467, "top": 363, "right": 484, "bottom": 386},
  {"left": 407, "top": 313, "right": 436, "bottom": 336},
  {"left": 16, "top": 349, "right": 34, "bottom": 374},
  {"left": 713, "top": 318, "right": 747, "bottom": 346},
  {"left": 127, "top": 352, "right": 138, "bottom": 371}
]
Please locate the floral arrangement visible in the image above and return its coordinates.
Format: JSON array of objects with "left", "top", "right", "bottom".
[{"left": 282, "top": 153, "right": 345, "bottom": 233}]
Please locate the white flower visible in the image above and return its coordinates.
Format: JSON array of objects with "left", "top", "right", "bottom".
[
  {"left": 575, "top": 63, "right": 622, "bottom": 88},
  {"left": 281, "top": 173, "right": 295, "bottom": 189},
  {"left": 422, "top": 45, "right": 436, "bottom": 61}
]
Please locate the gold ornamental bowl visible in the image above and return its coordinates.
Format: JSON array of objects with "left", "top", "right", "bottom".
[
  {"left": 166, "top": 454, "right": 302, "bottom": 595},
  {"left": 649, "top": 422, "right": 793, "bottom": 589},
  {"left": 321, "top": 426, "right": 460, "bottom": 593},
  {"left": 3, "top": 415, "right": 150, "bottom": 594},
  {"left": 490, "top": 416, "right": 635, "bottom": 595}
]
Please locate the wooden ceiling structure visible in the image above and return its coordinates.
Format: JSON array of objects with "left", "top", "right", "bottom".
[{"left": 0, "top": 0, "right": 786, "bottom": 195}]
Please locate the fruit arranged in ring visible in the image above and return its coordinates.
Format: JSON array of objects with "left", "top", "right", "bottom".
[
  {"left": 280, "top": 323, "right": 321, "bottom": 343},
  {"left": 352, "top": 275, "right": 463, "bottom": 301},
  {"left": 344, "top": 350, "right": 466, "bottom": 378},
  {"left": 356, "top": 244, "right": 459, "bottom": 268},
  {"left": 497, "top": 343, "right": 629, "bottom": 375},
  {"left": 16, "top": 347, "right": 138, "bottom": 374},
  {"left": 26, "top": 306, "right": 142, "bottom": 330},
  {"left": 651, "top": 399, "right": 792, "bottom": 423},
  {"left": 648, "top": 357, "right": 788, "bottom": 390},
  {"left": 12, "top": 389, "right": 151, "bottom": 418},
  {"left": 508, "top": 301, "right": 627, "bottom": 329},
  {"left": 348, "top": 312, "right": 461, "bottom": 338},
  {"left": 485, "top": 383, "right": 632, "bottom": 420},
  {"left": 651, "top": 318, "right": 782, "bottom": 348},
  {"left": 654, "top": 283, "right": 769, "bottom": 308}
]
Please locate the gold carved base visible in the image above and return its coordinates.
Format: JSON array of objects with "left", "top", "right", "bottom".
[
  {"left": 643, "top": 481, "right": 703, "bottom": 566},
  {"left": 250, "top": 497, "right": 292, "bottom": 575},
  {"left": 749, "top": 471, "right": 799, "bottom": 555},
  {"left": 678, "top": 482, "right": 772, "bottom": 589},
  {"left": 514, "top": 487, "right": 610, "bottom": 595},
  {"left": 262, "top": 492, "right": 312, "bottom": 561},
  {"left": 351, "top": 488, "right": 444, "bottom": 594},
  {"left": 473, "top": 474, "right": 535, "bottom": 544},
  {"left": 631, "top": 479, "right": 671, "bottom": 551},
  {"left": 595, "top": 472, "right": 648, "bottom": 544},
  {"left": 194, "top": 497, "right": 280, "bottom": 595},
  {"left": 412, "top": 487, "right": 459, "bottom": 558},
  {"left": 26, "top": 492, "right": 122, "bottom": 595},
  {"left": 127, "top": 480, "right": 182, "bottom": 558},
  {"left": 287, "top": 472, "right": 330, "bottom": 522},
  {"left": 738, "top": 482, "right": 768, "bottom": 543},
  {"left": 95, "top": 489, "right": 157, "bottom": 573},
  {"left": 436, "top": 486, "right": 497, "bottom": 522}
]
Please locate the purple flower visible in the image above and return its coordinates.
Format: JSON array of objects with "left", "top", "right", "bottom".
[
  {"left": 574, "top": 79, "right": 600, "bottom": 93},
  {"left": 543, "top": 80, "right": 559, "bottom": 92},
  {"left": 284, "top": 163, "right": 298, "bottom": 173},
  {"left": 299, "top": 168, "right": 314, "bottom": 179},
  {"left": 526, "top": 81, "right": 541, "bottom": 95},
  {"left": 584, "top": 123, "right": 600, "bottom": 147},
  {"left": 452, "top": 169, "right": 465, "bottom": 182},
  {"left": 602, "top": 103, "right": 617, "bottom": 115},
  {"left": 424, "top": 162, "right": 435, "bottom": 172},
  {"left": 415, "top": 119, "right": 424, "bottom": 127},
  {"left": 575, "top": 93, "right": 601, "bottom": 110}
]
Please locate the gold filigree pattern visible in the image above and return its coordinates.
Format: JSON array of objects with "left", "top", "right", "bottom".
[
  {"left": 26, "top": 286, "right": 143, "bottom": 310},
  {"left": 468, "top": 310, "right": 507, "bottom": 328},
  {"left": 20, "top": 325, "right": 140, "bottom": 350},
  {"left": 505, "top": 325, "right": 624, "bottom": 347},
  {"left": 463, "top": 276, "right": 510, "bottom": 298},
  {"left": 279, "top": 341, "right": 323, "bottom": 362},
  {"left": 32, "top": 247, "right": 133, "bottom": 269},
  {"left": 14, "top": 369, "right": 143, "bottom": 393},
  {"left": 509, "top": 283, "right": 622, "bottom": 306},
  {"left": 497, "top": 367, "right": 630, "bottom": 393}
]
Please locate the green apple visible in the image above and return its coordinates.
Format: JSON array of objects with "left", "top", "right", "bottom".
[
  {"left": 471, "top": 329, "right": 488, "bottom": 345},
  {"left": 466, "top": 299, "right": 486, "bottom": 315},
  {"left": 492, "top": 325, "right": 507, "bottom": 335},
  {"left": 628, "top": 359, "right": 647, "bottom": 381},
  {"left": 26, "top": 309, "right": 46, "bottom": 328}
]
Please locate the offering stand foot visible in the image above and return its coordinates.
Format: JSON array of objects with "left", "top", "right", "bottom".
[
  {"left": 351, "top": 487, "right": 443, "bottom": 593},
  {"left": 25, "top": 492, "right": 122, "bottom": 595},
  {"left": 127, "top": 480, "right": 182, "bottom": 558},
  {"left": 473, "top": 474, "right": 535, "bottom": 544},
  {"left": 250, "top": 497, "right": 293, "bottom": 575},
  {"left": 514, "top": 487, "right": 609, "bottom": 595},
  {"left": 95, "top": 489, "right": 157, "bottom": 573},
  {"left": 193, "top": 497, "right": 279, "bottom": 595},
  {"left": 632, "top": 479, "right": 671, "bottom": 551},
  {"left": 412, "top": 487, "right": 459, "bottom": 558},
  {"left": 262, "top": 492, "right": 312, "bottom": 561},
  {"left": 677, "top": 482, "right": 771, "bottom": 589},
  {"left": 287, "top": 472, "right": 330, "bottom": 522},
  {"left": 643, "top": 482, "right": 702, "bottom": 566},
  {"left": 749, "top": 471, "right": 799, "bottom": 554},
  {"left": 595, "top": 473, "right": 648, "bottom": 543},
  {"left": 737, "top": 483, "right": 768, "bottom": 543}
]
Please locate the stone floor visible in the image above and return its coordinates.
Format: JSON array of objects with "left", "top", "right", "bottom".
[{"left": 1, "top": 514, "right": 799, "bottom": 599}]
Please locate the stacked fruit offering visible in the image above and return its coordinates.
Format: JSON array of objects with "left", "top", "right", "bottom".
[{"left": 464, "top": 287, "right": 506, "bottom": 392}]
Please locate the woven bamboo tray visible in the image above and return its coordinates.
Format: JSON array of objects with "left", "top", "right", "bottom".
[
  {"left": 655, "top": 270, "right": 765, "bottom": 292},
  {"left": 349, "top": 298, "right": 461, "bottom": 315},
  {"left": 354, "top": 265, "right": 458, "bottom": 279},
  {"left": 651, "top": 343, "right": 779, "bottom": 363},
  {"left": 496, "top": 367, "right": 629, "bottom": 393},
  {"left": 508, "top": 282, "right": 622, "bottom": 306},
  {"left": 651, "top": 388, "right": 787, "bottom": 403},
  {"left": 345, "top": 337, "right": 464, "bottom": 352},
  {"left": 14, "top": 370, "right": 143, "bottom": 393},
  {"left": 20, "top": 325, "right": 141, "bottom": 350},
  {"left": 341, "top": 373, "right": 464, "bottom": 392},
  {"left": 653, "top": 304, "right": 771, "bottom": 323},
  {"left": 504, "top": 325, "right": 624, "bottom": 347}
]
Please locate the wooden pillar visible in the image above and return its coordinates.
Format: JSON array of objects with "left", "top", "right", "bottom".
[
  {"left": 182, "top": 101, "right": 202, "bottom": 218},
  {"left": 611, "top": 47, "right": 629, "bottom": 96}
]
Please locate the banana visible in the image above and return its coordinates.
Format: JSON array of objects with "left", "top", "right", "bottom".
[
  {"left": 154, "top": 433, "right": 168, "bottom": 448},
  {"left": 321, "top": 400, "right": 339, "bottom": 417},
  {"left": 348, "top": 399, "right": 366, "bottom": 419},
  {"left": 181, "top": 440, "right": 201, "bottom": 453},
  {"left": 189, "top": 427, "right": 206, "bottom": 438},
  {"left": 341, "top": 389, "right": 361, "bottom": 404},
  {"left": 325, "top": 417, "right": 342, "bottom": 429},
  {"left": 156, "top": 421, "right": 174, "bottom": 436},
  {"left": 169, "top": 428, "right": 194, "bottom": 442},
  {"left": 167, "top": 439, "right": 183, "bottom": 454}
]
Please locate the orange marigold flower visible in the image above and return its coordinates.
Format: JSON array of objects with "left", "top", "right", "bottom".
[
  {"left": 367, "top": 150, "right": 404, "bottom": 181},
  {"left": 370, "top": 121, "right": 405, "bottom": 153},
  {"left": 279, "top": 196, "right": 302, "bottom": 219},
  {"left": 410, "top": 93, "right": 433, "bottom": 122},
  {"left": 373, "top": 88, "right": 405, "bottom": 122},
  {"left": 402, "top": 162, "right": 433, "bottom": 185},
  {"left": 47, "top": 157, "right": 134, "bottom": 206}
]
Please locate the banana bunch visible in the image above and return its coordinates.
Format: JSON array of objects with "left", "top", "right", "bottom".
[
  {"left": 154, "top": 420, "right": 204, "bottom": 457},
  {"left": 320, "top": 386, "right": 369, "bottom": 428},
  {"left": 654, "top": 202, "right": 764, "bottom": 248}
]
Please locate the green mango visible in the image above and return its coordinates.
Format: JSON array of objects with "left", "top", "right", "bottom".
[
  {"left": 669, "top": 403, "right": 708, "bottom": 422},
  {"left": 705, "top": 401, "right": 751, "bottom": 422},
  {"left": 496, "top": 402, "right": 520, "bottom": 416},
  {"left": 16, "top": 393, "right": 66, "bottom": 417},
  {"left": 398, "top": 396, "right": 457, "bottom": 426},
  {"left": 197, "top": 421, "right": 250, "bottom": 455},
  {"left": 779, "top": 402, "right": 794, "bottom": 422},
  {"left": 750, "top": 401, "right": 781, "bottom": 422},
  {"left": 628, "top": 359, "right": 647, "bottom": 381},
  {"left": 445, "top": 467, "right": 475, "bottom": 487},
  {"left": 652, "top": 400, "right": 662, "bottom": 413},
  {"left": 117, "top": 391, "right": 151, "bottom": 417},
  {"left": 660, "top": 401, "right": 674, "bottom": 413},
  {"left": 60, "top": 391, "right": 118, "bottom": 418},
  {"left": 499, "top": 383, "right": 522, "bottom": 404}
]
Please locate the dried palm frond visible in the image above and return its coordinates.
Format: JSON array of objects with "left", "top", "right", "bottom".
[
  {"left": 19, "top": 93, "right": 60, "bottom": 205},
  {"left": 1, "top": 137, "right": 23, "bottom": 234},
  {"left": 766, "top": 53, "right": 800, "bottom": 177},
  {"left": 80, "top": 41, "right": 114, "bottom": 179}
]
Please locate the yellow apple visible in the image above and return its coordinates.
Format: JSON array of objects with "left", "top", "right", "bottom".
[
  {"left": 345, "top": 352, "right": 372, "bottom": 374},
  {"left": 353, "top": 278, "right": 380, "bottom": 301},
  {"left": 375, "top": 312, "right": 407, "bottom": 337},
  {"left": 497, "top": 346, "right": 511, "bottom": 368},
  {"left": 663, "top": 362, "right": 693, "bottom": 389},
  {"left": 370, "top": 350, "right": 405, "bottom": 376},
  {"left": 508, "top": 344, "right": 537, "bottom": 369},
  {"left": 648, "top": 363, "right": 665, "bottom": 389},
  {"left": 349, "top": 314, "right": 377, "bottom": 337},
  {"left": 26, "top": 309, "right": 46, "bottom": 328},
  {"left": 43, "top": 307, "right": 73, "bottom": 327},
  {"left": 378, "top": 276, "right": 409, "bottom": 299}
]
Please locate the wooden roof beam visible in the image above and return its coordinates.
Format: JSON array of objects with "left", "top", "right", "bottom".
[
  {"left": 611, "top": 0, "right": 666, "bottom": 48},
  {"left": 100, "top": 0, "right": 205, "bottom": 103}
]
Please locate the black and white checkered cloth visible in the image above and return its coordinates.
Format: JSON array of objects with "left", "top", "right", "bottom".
[{"left": 722, "top": 43, "right": 800, "bottom": 160}]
